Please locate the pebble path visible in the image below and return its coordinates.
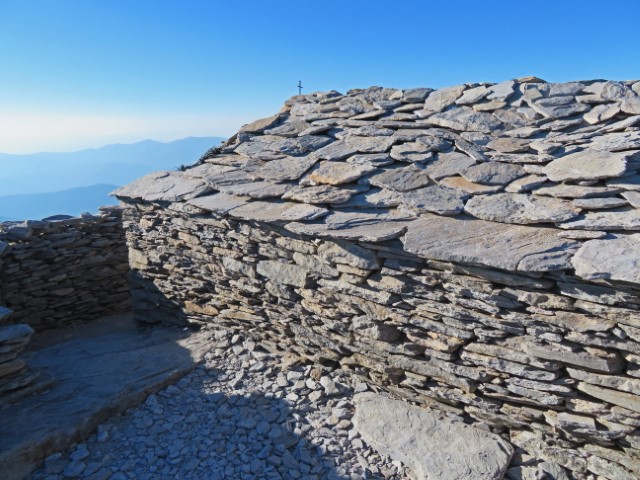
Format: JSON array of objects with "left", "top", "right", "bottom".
[{"left": 28, "top": 331, "right": 409, "bottom": 480}]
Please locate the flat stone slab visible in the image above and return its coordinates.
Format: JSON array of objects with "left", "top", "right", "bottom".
[
  {"left": 111, "top": 171, "right": 211, "bottom": 202},
  {"left": 186, "top": 193, "right": 249, "bottom": 214},
  {"left": 353, "top": 393, "right": 513, "bottom": 480},
  {"left": 543, "top": 149, "right": 632, "bottom": 182},
  {"left": 464, "top": 193, "right": 578, "bottom": 224},
  {"left": 229, "top": 200, "right": 329, "bottom": 222},
  {"left": 572, "top": 234, "right": 640, "bottom": 284},
  {"left": 0, "top": 315, "right": 211, "bottom": 480},
  {"left": 403, "top": 213, "right": 578, "bottom": 272}
]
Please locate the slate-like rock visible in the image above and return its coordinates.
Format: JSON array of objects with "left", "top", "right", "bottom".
[
  {"left": 344, "top": 135, "right": 396, "bottom": 153},
  {"left": 572, "top": 197, "right": 629, "bottom": 210},
  {"left": 368, "top": 165, "right": 431, "bottom": 192},
  {"left": 228, "top": 201, "right": 329, "bottom": 222},
  {"left": 439, "top": 176, "right": 503, "bottom": 194},
  {"left": 572, "top": 234, "right": 640, "bottom": 284},
  {"left": 346, "top": 153, "right": 394, "bottom": 167},
  {"left": 558, "top": 210, "right": 640, "bottom": 230},
  {"left": 543, "top": 149, "right": 632, "bottom": 182},
  {"left": 623, "top": 191, "right": 640, "bottom": 208},
  {"left": 606, "top": 175, "right": 640, "bottom": 192},
  {"left": 423, "top": 85, "right": 466, "bottom": 113},
  {"left": 256, "top": 260, "right": 308, "bottom": 287},
  {"left": 390, "top": 142, "right": 435, "bottom": 163},
  {"left": 282, "top": 185, "right": 367, "bottom": 204},
  {"left": 587, "top": 132, "right": 640, "bottom": 152},
  {"left": 111, "top": 171, "right": 211, "bottom": 202},
  {"left": 403, "top": 214, "right": 577, "bottom": 272},
  {"left": 462, "top": 163, "right": 526, "bottom": 186},
  {"left": 456, "top": 85, "right": 491, "bottom": 105},
  {"left": 313, "top": 141, "right": 358, "bottom": 161},
  {"left": 424, "top": 152, "right": 476, "bottom": 180},
  {"left": 464, "top": 193, "right": 578, "bottom": 224},
  {"left": 584, "top": 103, "right": 621, "bottom": 125},
  {"left": 239, "top": 114, "right": 282, "bottom": 133},
  {"left": 186, "top": 193, "right": 249, "bottom": 214},
  {"left": 533, "top": 183, "right": 623, "bottom": 199},
  {"left": 252, "top": 155, "right": 319, "bottom": 182},
  {"left": 235, "top": 135, "right": 332, "bottom": 160},
  {"left": 217, "top": 181, "right": 288, "bottom": 199},
  {"left": 401, "top": 185, "right": 468, "bottom": 215},
  {"left": 427, "top": 107, "right": 503, "bottom": 133},
  {"left": 353, "top": 393, "right": 513, "bottom": 480},
  {"left": 305, "top": 161, "right": 376, "bottom": 185},
  {"left": 486, "top": 137, "right": 531, "bottom": 153}
]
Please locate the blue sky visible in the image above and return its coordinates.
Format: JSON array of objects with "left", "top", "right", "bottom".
[{"left": 1, "top": 0, "right": 639, "bottom": 153}]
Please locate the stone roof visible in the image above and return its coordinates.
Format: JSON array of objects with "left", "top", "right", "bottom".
[{"left": 113, "top": 78, "right": 640, "bottom": 285}]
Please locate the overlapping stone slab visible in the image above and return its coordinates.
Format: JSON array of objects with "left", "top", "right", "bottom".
[
  {"left": 112, "top": 171, "right": 211, "bottom": 202},
  {"left": 403, "top": 213, "right": 578, "bottom": 272}
]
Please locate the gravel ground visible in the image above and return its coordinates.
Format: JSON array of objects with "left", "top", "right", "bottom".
[{"left": 28, "top": 331, "right": 410, "bottom": 480}]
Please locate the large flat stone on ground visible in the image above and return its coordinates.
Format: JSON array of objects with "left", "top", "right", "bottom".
[
  {"left": 353, "top": 393, "right": 513, "bottom": 480},
  {"left": 403, "top": 213, "right": 578, "bottom": 272},
  {"left": 0, "top": 315, "right": 211, "bottom": 480},
  {"left": 464, "top": 193, "right": 578, "bottom": 224}
]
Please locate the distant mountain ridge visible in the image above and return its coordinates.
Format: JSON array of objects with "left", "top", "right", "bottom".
[{"left": 0, "top": 136, "right": 224, "bottom": 220}]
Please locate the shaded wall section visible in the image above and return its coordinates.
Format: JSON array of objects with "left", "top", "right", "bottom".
[{"left": 0, "top": 206, "right": 131, "bottom": 330}]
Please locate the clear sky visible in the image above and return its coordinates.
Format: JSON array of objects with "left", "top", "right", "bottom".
[{"left": 1, "top": 0, "right": 639, "bottom": 153}]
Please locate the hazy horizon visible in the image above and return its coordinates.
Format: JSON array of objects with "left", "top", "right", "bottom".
[{"left": 1, "top": 0, "right": 638, "bottom": 154}]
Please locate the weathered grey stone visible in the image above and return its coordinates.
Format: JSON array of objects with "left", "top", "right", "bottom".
[
  {"left": 235, "top": 135, "right": 332, "bottom": 160},
  {"left": 533, "top": 183, "right": 623, "bottom": 198},
  {"left": 607, "top": 175, "right": 640, "bottom": 192},
  {"left": 464, "top": 193, "right": 578, "bottom": 224},
  {"left": 0, "top": 324, "right": 33, "bottom": 345},
  {"left": 544, "top": 149, "right": 633, "bottom": 182},
  {"left": 186, "top": 193, "right": 249, "bottom": 214},
  {"left": 572, "top": 234, "right": 640, "bottom": 283},
  {"left": 488, "top": 80, "right": 516, "bottom": 101},
  {"left": 584, "top": 103, "right": 621, "bottom": 124},
  {"left": 486, "top": 137, "right": 531, "bottom": 153},
  {"left": 558, "top": 210, "right": 640, "bottom": 230},
  {"left": 622, "top": 191, "right": 640, "bottom": 208},
  {"left": 414, "top": 135, "right": 453, "bottom": 152},
  {"left": 228, "top": 201, "right": 329, "bottom": 222},
  {"left": 439, "top": 176, "right": 503, "bottom": 194},
  {"left": 572, "top": 197, "right": 628, "bottom": 210},
  {"left": 403, "top": 214, "right": 577, "bottom": 272},
  {"left": 530, "top": 99, "right": 590, "bottom": 119},
  {"left": 252, "top": 155, "right": 319, "bottom": 182},
  {"left": 423, "top": 85, "right": 466, "bottom": 113},
  {"left": 456, "top": 85, "right": 491, "bottom": 105},
  {"left": 317, "top": 241, "right": 379, "bottom": 270},
  {"left": 111, "top": 171, "right": 211, "bottom": 202},
  {"left": 577, "top": 382, "right": 640, "bottom": 415},
  {"left": 621, "top": 95, "right": 640, "bottom": 114},
  {"left": 341, "top": 188, "right": 402, "bottom": 208},
  {"left": 305, "top": 161, "right": 376, "bottom": 185},
  {"left": 587, "top": 132, "right": 640, "bottom": 151},
  {"left": 239, "top": 114, "right": 282, "bottom": 133},
  {"left": 557, "top": 230, "right": 608, "bottom": 239},
  {"left": 353, "top": 393, "right": 512, "bottom": 480},
  {"left": 401, "top": 185, "right": 468, "bottom": 215},
  {"left": 368, "top": 165, "right": 431, "bottom": 192},
  {"left": 505, "top": 175, "right": 548, "bottom": 193},
  {"left": 526, "top": 343, "right": 623, "bottom": 373},
  {"left": 256, "top": 260, "right": 308, "bottom": 287},
  {"left": 427, "top": 107, "right": 503, "bottom": 133},
  {"left": 282, "top": 184, "right": 366, "bottom": 204},
  {"left": 403, "top": 88, "right": 432, "bottom": 103},
  {"left": 346, "top": 153, "right": 394, "bottom": 167},
  {"left": 462, "top": 163, "right": 526, "bottom": 185},
  {"left": 264, "top": 119, "right": 310, "bottom": 137},
  {"left": 312, "top": 141, "right": 358, "bottom": 161},
  {"left": 390, "top": 142, "right": 435, "bottom": 163},
  {"left": 216, "top": 180, "right": 288, "bottom": 199},
  {"left": 343, "top": 135, "right": 396, "bottom": 153},
  {"left": 423, "top": 152, "right": 476, "bottom": 180}
]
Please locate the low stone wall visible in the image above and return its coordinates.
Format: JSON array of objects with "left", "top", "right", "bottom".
[
  {"left": 0, "top": 207, "right": 131, "bottom": 330},
  {"left": 122, "top": 200, "right": 640, "bottom": 479}
]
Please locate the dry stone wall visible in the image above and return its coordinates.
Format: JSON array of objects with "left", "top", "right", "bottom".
[
  {"left": 115, "top": 78, "right": 640, "bottom": 479},
  {"left": 0, "top": 206, "right": 131, "bottom": 330},
  {"left": 122, "top": 200, "right": 640, "bottom": 480}
]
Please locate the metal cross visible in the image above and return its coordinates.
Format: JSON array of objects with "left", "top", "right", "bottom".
[{"left": 298, "top": 81, "right": 303, "bottom": 95}]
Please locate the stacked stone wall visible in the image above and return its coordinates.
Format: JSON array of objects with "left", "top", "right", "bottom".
[
  {"left": 122, "top": 200, "right": 640, "bottom": 479},
  {"left": 0, "top": 207, "right": 131, "bottom": 330}
]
